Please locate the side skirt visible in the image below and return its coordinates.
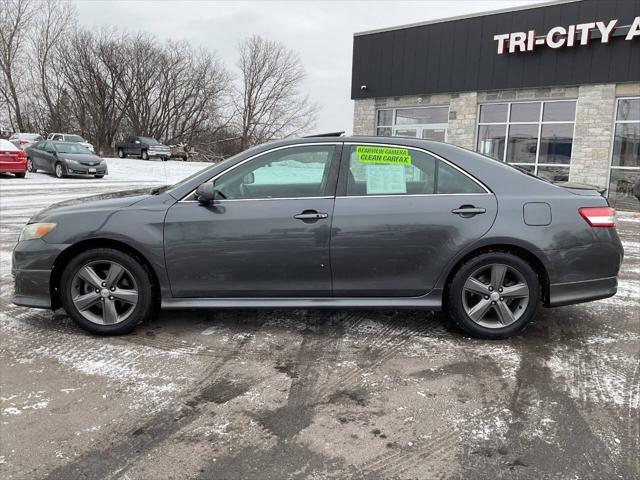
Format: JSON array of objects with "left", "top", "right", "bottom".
[{"left": 161, "top": 289, "right": 443, "bottom": 310}]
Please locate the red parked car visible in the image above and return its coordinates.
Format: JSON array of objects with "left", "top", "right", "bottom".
[{"left": 0, "top": 139, "right": 28, "bottom": 178}]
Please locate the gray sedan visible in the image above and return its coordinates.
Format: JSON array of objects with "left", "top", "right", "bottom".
[
  {"left": 26, "top": 141, "right": 107, "bottom": 178},
  {"left": 12, "top": 136, "right": 623, "bottom": 339}
]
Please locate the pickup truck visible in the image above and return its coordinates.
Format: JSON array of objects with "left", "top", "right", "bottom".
[{"left": 115, "top": 136, "right": 171, "bottom": 161}]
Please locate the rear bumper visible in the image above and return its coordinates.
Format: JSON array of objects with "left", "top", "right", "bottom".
[
  {"left": 12, "top": 268, "right": 52, "bottom": 309},
  {"left": 547, "top": 276, "right": 617, "bottom": 307},
  {"left": 0, "top": 160, "right": 27, "bottom": 173}
]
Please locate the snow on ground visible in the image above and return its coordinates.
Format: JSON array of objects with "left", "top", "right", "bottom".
[{"left": 1, "top": 157, "right": 208, "bottom": 186}]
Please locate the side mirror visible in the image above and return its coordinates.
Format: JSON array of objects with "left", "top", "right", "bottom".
[
  {"left": 243, "top": 172, "right": 255, "bottom": 185},
  {"left": 195, "top": 182, "right": 215, "bottom": 203}
]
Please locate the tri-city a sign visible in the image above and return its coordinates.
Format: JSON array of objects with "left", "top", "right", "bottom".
[{"left": 494, "top": 16, "right": 640, "bottom": 54}]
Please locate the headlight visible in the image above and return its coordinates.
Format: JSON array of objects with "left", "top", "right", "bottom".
[
  {"left": 63, "top": 158, "right": 77, "bottom": 164},
  {"left": 19, "top": 223, "right": 56, "bottom": 242}
]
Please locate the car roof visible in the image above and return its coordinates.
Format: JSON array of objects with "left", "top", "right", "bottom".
[{"left": 51, "top": 141, "right": 87, "bottom": 146}]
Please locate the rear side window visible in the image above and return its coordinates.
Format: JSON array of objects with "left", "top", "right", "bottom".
[
  {"left": 437, "top": 161, "right": 486, "bottom": 194},
  {"left": 345, "top": 145, "right": 485, "bottom": 196},
  {"left": 346, "top": 146, "right": 435, "bottom": 196}
]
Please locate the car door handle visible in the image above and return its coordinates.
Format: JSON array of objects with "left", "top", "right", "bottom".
[
  {"left": 452, "top": 206, "right": 486, "bottom": 216},
  {"left": 294, "top": 211, "right": 328, "bottom": 220}
]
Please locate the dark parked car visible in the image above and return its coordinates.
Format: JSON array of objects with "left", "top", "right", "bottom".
[
  {"left": 12, "top": 136, "right": 623, "bottom": 338},
  {"left": 26, "top": 141, "right": 108, "bottom": 178},
  {"left": 115, "top": 136, "right": 170, "bottom": 161}
]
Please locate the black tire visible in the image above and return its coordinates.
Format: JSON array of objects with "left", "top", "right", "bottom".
[
  {"left": 54, "top": 162, "right": 65, "bottom": 178},
  {"left": 118, "top": 148, "right": 126, "bottom": 158},
  {"left": 15, "top": 172, "right": 26, "bottom": 178},
  {"left": 447, "top": 252, "right": 540, "bottom": 339},
  {"left": 60, "top": 248, "right": 154, "bottom": 335},
  {"left": 27, "top": 158, "right": 35, "bottom": 172},
  {"left": 94, "top": 175, "right": 104, "bottom": 179},
  {"left": 141, "top": 150, "right": 149, "bottom": 160}
]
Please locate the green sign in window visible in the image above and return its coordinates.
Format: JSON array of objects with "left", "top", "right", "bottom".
[{"left": 356, "top": 146, "right": 412, "bottom": 166}]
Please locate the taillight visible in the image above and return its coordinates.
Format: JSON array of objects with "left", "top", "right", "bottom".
[
  {"left": 579, "top": 207, "right": 617, "bottom": 227},
  {"left": 19, "top": 140, "right": 28, "bottom": 144}
]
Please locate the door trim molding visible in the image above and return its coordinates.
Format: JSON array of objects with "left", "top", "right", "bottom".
[{"left": 161, "top": 289, "right": 443, "bottom": 310}]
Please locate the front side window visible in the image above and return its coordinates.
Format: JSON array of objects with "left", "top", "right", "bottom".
[
  {"left": 608, "top": 97, "right": 640, "bottom": 210},
  {"left": 476, "top": 100, "right": 576, "bottom": 182},
  {"left": 345, "top": 146, "right": 484, "bottom": 196},
  {"left": 376, "top": 106, "right": 449, "bottom": 142},
  {"left": 214, "top": 145, "right": 335, "bottom": 200}
]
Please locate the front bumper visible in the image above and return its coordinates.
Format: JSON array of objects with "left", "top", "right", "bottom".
[
  {"left": 548, "top": 276, "right": 618, "bottom": 307},
  {"left": 12, "top": 268, "right": 52, "bottom": 308},
  {"left": 64, "top": 163, "right": 108, "bottom": 175},
  {"left": 148, "top": 150, "right": 170, "bottom": 158},
  {"left": 12, "top": 239, "right": 68, "bottom": 310}
]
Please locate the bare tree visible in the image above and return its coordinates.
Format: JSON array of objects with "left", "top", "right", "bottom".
[
  {"left": 234, "top": 35, "right": 318, "bottom": 150},
  {"left": 28, "top": 0, "right": 75, "bottom": 133},
  {"left": 60, "top": 29, "right": 132, "bottom": 154},
  {"left": 123, "top": 36, "right": 231, "bottom": 146},
  {"left": 0, "top": 0, "right": 36, "bottom": 131}
]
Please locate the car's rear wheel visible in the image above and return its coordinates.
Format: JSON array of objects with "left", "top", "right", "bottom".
[
  {"left": 15, "top": 172, "right": 26, "bottom": 178},
  {"left": 27, "top": 158, "right": 35, "bottom": 172},
  {"left": 118, "top": 148, "right": 126, "bottom": 158},
  {"left": 60, "top": 248, "right": 154, "bottom": 335},
  {"left": 141, "top": 150, "right": 149, "bottom": 160},
  {"left": 447, "top": 252, "right": 540, "bottom": 339},
  {"left": 54, "top": 162, "right": 65, "bottom": 178}
]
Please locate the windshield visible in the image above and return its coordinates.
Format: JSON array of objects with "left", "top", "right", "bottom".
[
  {"left": 140, "top": 137, "right": 160, "bottom": 145},
  {"left": 24, "top": 134, "right": 43, "bottom": 141},
  {"left": 65, "top": 135, "right": 85, "bottom": 142},
  {"left": 55, "top": 143, "right": 92, "bottom": 154}
]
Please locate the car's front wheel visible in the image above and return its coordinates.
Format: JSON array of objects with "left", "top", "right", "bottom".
[
  {"left": 118, "top": 148, "right": 126, "bottom": 158},
  {"left": 447, "top": 252, "right": 540, "bottom": 339},
  {"left": 60, "top": 248, "right": 154, "bottom": 335},
  {"left": 54, "top": 162, "right": 65, "bottom": 178},
  {"left": 27, "top": 158, "right": 35, "bottom": 172}
]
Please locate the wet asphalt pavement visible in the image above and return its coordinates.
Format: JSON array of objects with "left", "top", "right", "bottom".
[{"left": 1, "top": 167, "right": 639, "bottom": 479}]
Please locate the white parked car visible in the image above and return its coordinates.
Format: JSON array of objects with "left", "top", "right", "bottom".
[
  {"left": 47, "top": 133, "right": 95, "bottom": 153},
  {"left": 9, "top": 133, "right": 44, "bottom": 150}
]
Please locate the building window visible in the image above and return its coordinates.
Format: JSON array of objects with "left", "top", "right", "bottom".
[
  {"left": 476, "top": 100, "right": 576, "bottom": 182},
  {"left": 376, "top": 106, "right": 449, "bottom": 142},
  {"left": 608, "top": 97, "right": 640, "bottom": 211}
]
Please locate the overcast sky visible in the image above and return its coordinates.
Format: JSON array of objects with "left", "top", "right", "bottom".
[{"left": 75, "top": 0, "right": 548, "bottom": 134}]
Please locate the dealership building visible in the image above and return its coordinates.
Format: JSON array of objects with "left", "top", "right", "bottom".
[{"left": 351, "top": 0, "right": 640, "bottom": 210}]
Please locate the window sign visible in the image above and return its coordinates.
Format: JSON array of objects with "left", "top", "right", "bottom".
[{"left": 366, "top": 165, "right": 407, "bottom": 195}]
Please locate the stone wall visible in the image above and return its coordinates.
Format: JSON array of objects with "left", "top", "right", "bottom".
[
  {"left": 447, "top": 92, "right": 478, "bottom": 150},
  {"left": 569, "top": 84, "right": 617, "bottom": 187},
  {"left": 352, "top": 99, "right": 376, "bottom": 135}
]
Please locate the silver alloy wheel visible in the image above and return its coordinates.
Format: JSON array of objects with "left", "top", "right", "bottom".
[
  {"left": 70, "top": 260, "right": 139, "bottom": 325},
  {"left": 27, "top": 158, "right": 33, "bottom": 172},
  {"left": 461, "top": 263, "right": 529, "bottom": 329},
  {"left": 55, "top": 163, "right": 63, "bottom": 178}
]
